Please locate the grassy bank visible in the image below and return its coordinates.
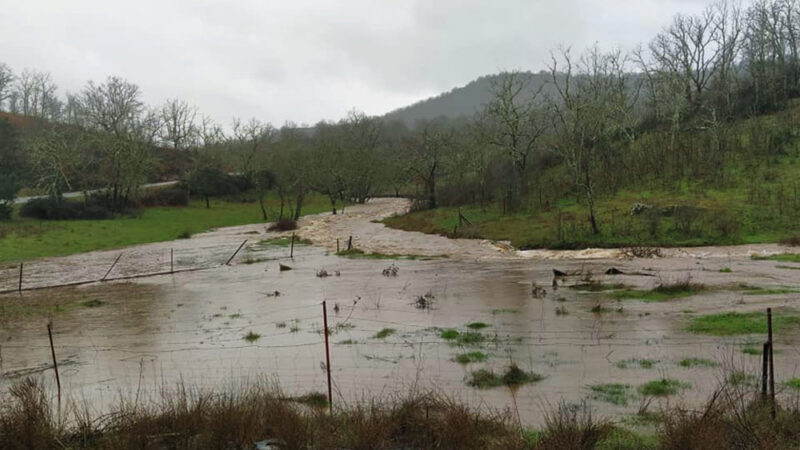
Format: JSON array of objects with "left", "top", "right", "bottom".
[
  {"left": 383, "top": 183, "right": 800, "bottom": 250},
  {"left": 5, "top": 377, "right": 800, "bottom": 449},
  {"left": 0, "top": 193, "right": 332, "bottom": 263}
]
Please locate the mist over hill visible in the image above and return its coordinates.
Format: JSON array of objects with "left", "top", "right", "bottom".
[{"left": 382, "top": 71, "right": 553, "bottom": 126}]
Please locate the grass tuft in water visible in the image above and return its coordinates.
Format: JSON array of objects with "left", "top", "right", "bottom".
[
  {"left": 375, "top": 328, "right": 395, "bottom": 339},
  {"left": 453, "top": 351, "right": 489, "bottom": 364},
  {"left": 243, "top": 331, "right": 261, "bottom": 343},
  {"left": 678, "top": 358, "right": 719, "bottom": 368},
  {"left": 588, "top": 383, "right": 634, "bottom": 406},
  {"left": 638, "top": 378, "right": 690, "bottom": 396}
]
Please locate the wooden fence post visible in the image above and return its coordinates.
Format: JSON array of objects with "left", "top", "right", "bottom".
[
  {"left": 102, "top": 253, "right": 123, "bottom": 281},
  {"left": 18, "top": 263, "right": 23, "bottom": 293},
  {"left": 47, "top": 321, "right": 61, "bottom": 408},
  {"left": 323, "top": 301, "right": 333, "bottom": 414},
  {"left": 768, "top": 308, "right": 776, "bottom": 419},
  {"left": 225, "top": 240, "right": 248, "bottom": 266},
  {"left": 290, "top": 233, "right": 295, "bottom": 258}
]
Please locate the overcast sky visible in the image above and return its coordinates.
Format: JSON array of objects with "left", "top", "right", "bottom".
[{"left": 0, "top": 0, "right": 712, "bottom": 126}]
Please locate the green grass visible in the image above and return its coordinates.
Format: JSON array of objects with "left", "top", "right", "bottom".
[
  {"left": 466, "top": 322, "right": 490, "bottom": 330},
  {"left": 785, "top": 377, "right": 800, "bottom": 390},
  {"left": 466, "top": 364, "right": 543, "bottom": 389},
  {"left": 728, "top": 372, "right": 758, "bottom": 387},
  {"left": 375, "top": 328, "right": 395, "bottom": 339},
  {"left": 491, "top": 308, "right": 519, "bottom": 315},
  {"left": 334, "top": 248, "right": 440, "bottom": 260},
  {"left": 289, "top": 392, "right": 328, "bottom": 408},
  {"left": 588, "top": 383, "right": 634, "bottom": 406},
  {"left": 0, "top": 193, "right": 333, "bottom": 263},
  {"left": 243, "top": 331, "right": 261, "bottom": 343},
  {"left": 609, "top": 281, "right": 706, "bottom": 302},
  {"left": 638, "top": 378, "right": 691, "bottom": 396},
  {"left": 382, "top": 176, "right": 800, "bottom": 250},
  {"left": 720, "top": 267, "right": 733, "bottom": 273},
  {"left": 440, "top": 329, "right": 459, "bottom": 340},
  {"left": 742, "top": 345, "right": 762, "bottom": 355},
  {"left": 687, "top": 311, "right": 800, "bottom": 336},
  {"left": 740, "top": 287, "right": 798, "bottom": 295},
  {"left": 616, "top": 359, "right": 658, "bottom": 369},
  {"left": 752, "top": 253, "right": 800, "bottom": 263},
  {"left": 453, "top": 351, "right": 489, "bottom": 364},
  {"left": 595, "top": 429, "right": 659, "bottom": 450},
  {"left": 679, "top": 358, "right": 719, "bottom": 368}
]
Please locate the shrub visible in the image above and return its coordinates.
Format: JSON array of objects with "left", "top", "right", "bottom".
[
  {"left": 0, "top": 203, "right": 11, "bottom": 221},
  {"left": 135, "top": 187, "right": 189, "bottom": 207},
  {"left": 268, "top": 218, "right": 297, "bottom": 231},
  {"left": 19, "top": 197, "right": 114, "bottom": 220}
]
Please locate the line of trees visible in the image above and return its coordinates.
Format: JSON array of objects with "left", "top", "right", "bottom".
[{"left": 2, "top": 0, "right": 800, "bottom": 239}]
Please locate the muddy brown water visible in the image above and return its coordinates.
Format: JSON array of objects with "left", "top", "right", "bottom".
[{"left": 1, "top": 198, "right": 800, "bottom": 426}]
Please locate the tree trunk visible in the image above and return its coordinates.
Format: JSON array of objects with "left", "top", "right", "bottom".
[
  {"left": 259, "top": 195, "right": 267, "bottom": 221},
  {"left": 584, "top": 169, "right": 599, "bottom": 235},
  {"left": 330, "top": 196, "right": 337, "bottom": 215},
  {"left": 205, "top": 195, "right": 210, "bottom": 209},
  {"left": 293, "top": 191, "right": 305, "bottom": 221}
]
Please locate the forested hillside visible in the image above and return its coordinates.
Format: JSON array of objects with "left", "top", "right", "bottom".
[{"left": 2, "top": 0, "right": 800, "bottom": 250}]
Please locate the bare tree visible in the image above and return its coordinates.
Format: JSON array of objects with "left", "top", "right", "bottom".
[
  {"left": 14, "top": 69, "right": 39, "bottom": 116},
  {"left": 548, "top": 46, "right": 638, "bottom": 235},
  {"left": 159, "top": 98, "right": 198, "bottom": 150},
  {"left": 77, "top": 76, "right": 143, "bottom": 136},
  {"left": 482, "top": 70, "right": 547, "bottom": 209},
  {"left": 200, "top": 115, "right": 225, "bottom": 148},
  {"left": 0, "top": 63, "right": 13, "bottom": 111},
  {"left": 407, "top": 120, "right": 452, "bottom": 210}
]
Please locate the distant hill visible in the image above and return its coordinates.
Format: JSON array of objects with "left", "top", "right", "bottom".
[{"left": 383, "top": 71, "right": 554, "bottom": 127}]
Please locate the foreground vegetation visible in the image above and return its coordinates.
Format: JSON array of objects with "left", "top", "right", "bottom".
[
  {"left": 4, "top": 377, "right": 800, "bottom": 449},
  {"left": 0, "top": 193, "right": 332, "bottom": 263}
]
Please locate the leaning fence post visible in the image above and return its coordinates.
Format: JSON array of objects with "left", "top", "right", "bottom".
[
  {"left": 336, "top": 239, "right": 340, "bottom": 253},
  {"left": 102, "top": 253, "right": 123, "bottom": 281},
  {"left": 322, "top": 300, "right": 333, "bottom": 414},
  {"left": 18, "top": 262, "right": 23, "bottom": 293},
  {"left": 47, "top": 321, "right": 61, "bottom": 408},
  {"left": 768, "top": 307, "right": 776, "bottom": 419},
  {"left": 347, "top": 236, "right": 352, "bottom": 251},
  {"left": 224, "top": 240, "right": 248, "bottom": 266}
]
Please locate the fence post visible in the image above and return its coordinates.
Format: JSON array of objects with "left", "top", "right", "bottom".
[
  {"left": 18, "top": 262, "right": 23, "bottom": 293},
  {"left": 47, "top": 321, "right": 61, "bottom": 408},
  {"left": 347, "top": 236, "right": 352, "bottom": 251},
  {"left": 768, "top": 307, "right": 776, "bottom": 419},
  {"left": 290, "top": 233, "right": 295, "bottom": 258},
  {"left": 762, "top": 342, "right": 769, "bottom": 402},
  {"left": 224, "top": 240, "right": 248, "bottom": 266},
  {"left": 322, "top": 301, "right": 333, "bottom": 414},
  {"left": 170, "top": 248, "right": 174, "bottom": 274},
  {"left": 102, "top": 253, "right": 123, "bottom": 281},
  {"left": 336, "top": 239, "right": 340, "bottom": 253}
]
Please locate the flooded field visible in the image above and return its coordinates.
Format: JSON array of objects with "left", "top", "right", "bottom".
[{"left": 2, "top": 198, "right": 800, "bottom": 427}]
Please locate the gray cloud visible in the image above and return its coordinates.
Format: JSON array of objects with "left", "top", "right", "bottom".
[{"left": 0, "top": 0, "right": 712, "bottom": 126}]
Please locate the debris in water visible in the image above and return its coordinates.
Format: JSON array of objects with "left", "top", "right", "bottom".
[
  {"left": 605, "top": 267, "right": 624, "bottom": 275},
  {"left": 316, "top": 269, "right": 330, "bottom": 278},
  {"left": 263, "top": 290, "right": 281, "bottom": 297},
  {"left": 279, "top": 263, "right": 292, "bottom": 271},
  {"left": 553, "top": 269, "right": 567, "bottom": 277},
  {"left": 382, "top": 264, "right": 399, "bottom": 277},
  {"left": 413, "top": 292, "right": 436, "bottom": 309},
  {"left": 531, "top": 282, "right": 547, "bottom": 299}
]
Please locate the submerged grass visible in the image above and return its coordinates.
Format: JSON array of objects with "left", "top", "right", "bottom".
[
  {"left": 453, "top": 351, "right": 489, "bottom": 364},
  {"left": 616, "top": 359, "right": 658, "bottom": 369},
  {"left": 608, "top": 279, "right": 706, "bottom": 302},
  {"left": 679, "top": 358, "right": 720, "bottom": 368},
  {"left": 752, "top": 253, "right": 800, "bottom": 263},
  {"left": 639, "top": 378, "right": 691, "bottom": 397},
  {"left": 588, "top": 383, "right": 634, "bottom": 406},
  {"left": 335, "top": 248, "right": 440, "bottom": 260},
  {"left": 466, "top": 364, "right": 544, "bottom": 389},
  {"left": 375, "top": 328, "right": 395, "bottom": 339},
  {"left": 687, "top": 311, "right": 800, "bottom": 336}
]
